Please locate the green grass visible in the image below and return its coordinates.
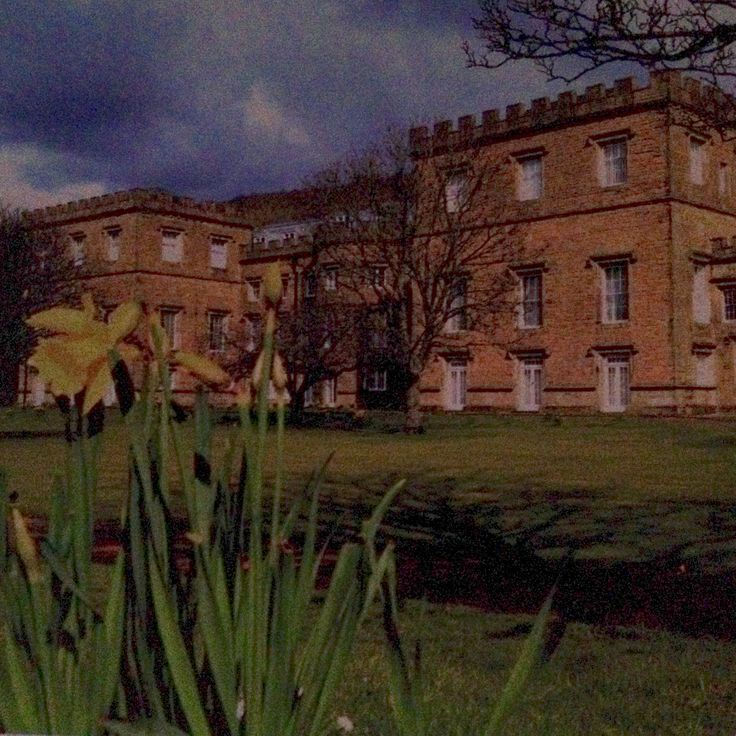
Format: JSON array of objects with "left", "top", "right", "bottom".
[
  {"left": 3, "top": 408, "right": 736, "bottom": 565},
  {"left": 335, "top": 601, "right": 736, "bottom": 735}
]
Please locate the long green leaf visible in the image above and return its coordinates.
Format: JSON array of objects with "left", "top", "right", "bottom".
[
  {"left": 148, "top": 555, "right": 211, "bottom": 736},
  {"left": 483, "top": 586, "right": 556, "bottom": 736}
]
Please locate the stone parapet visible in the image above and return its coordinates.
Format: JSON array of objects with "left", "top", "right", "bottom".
[
  {"left": 409, "top": 71, "right": 729, "bottom": 155},
  {"left": 26, "top": 188, "right": 251, "bottom": 226}
]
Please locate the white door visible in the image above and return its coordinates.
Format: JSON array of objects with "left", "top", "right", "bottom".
[
  {"left": 604, "top": 357, "right": 630, "bottom": 412},
  {"left": 31, "top": 374, "right": 46, "bottom": 407},
  {"left": 519, "top": 359, "right": 543, "bottom": 411},
  {"left": 445, "top": 360, "right": 467, "bottom": 411},
  {"left": 322, "top": 377, "right": 337, "bottom": 407}
]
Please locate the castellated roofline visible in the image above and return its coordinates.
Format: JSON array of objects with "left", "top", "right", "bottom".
[
  {"left": 409, "top": 71, "right": 732, "bottom": 154},
  {"left": 26, "top": 187, "right": 252, "bottom": 227}
]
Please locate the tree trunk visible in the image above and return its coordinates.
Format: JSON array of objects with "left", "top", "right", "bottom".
[
  {"left": 290, "top": 389, "right": 306, "bottom": 426},
  {"left": 403, "top": 374, "right": 424, "bottom": 434},
  {"left": 0, "top": 358, "right": 19, "bottom": 407}
]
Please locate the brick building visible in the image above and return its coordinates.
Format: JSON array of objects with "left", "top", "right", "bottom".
[
  {"left": 21, "top": 72, "right": 736, "bottom": 414},
  {"left": 19, "top": 189, "right": 251, "bottom": 405}
]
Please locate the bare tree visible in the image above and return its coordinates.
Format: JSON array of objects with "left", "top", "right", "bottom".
[
  {"left": 466, "top": 1, "right": 736, "bottom": 81},
  {"left": 0, "top": 207, "right": 78, "bottom": 405},
  {"left": 228, "top": 289, "right": 362, "bottom": 423},
  {"left": 309, "top": 129, "right": 528, "bottom": 432},
  {"left": 274, "top": 298, "right": 362, "bottom": 422},
  {"left": 465, "top": 1, "right": 736, "bottom": 131}
]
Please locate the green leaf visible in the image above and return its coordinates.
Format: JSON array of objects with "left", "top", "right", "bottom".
[
  {"left": 148, "top": 555, "right": 211, "bottom": 736},
  {"left": 483, "top": 586, "right": 556, "bottom": 736}
]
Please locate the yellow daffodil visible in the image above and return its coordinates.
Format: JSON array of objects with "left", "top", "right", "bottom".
[
  {"left": 172, "top": 351, "right": 231, "bottom": 387},
  {"left": 147, "top": 313, "right": 232, "bottom": 389},
  {"left": 26, "top": 294, "right": 142, "bottom": 414}
]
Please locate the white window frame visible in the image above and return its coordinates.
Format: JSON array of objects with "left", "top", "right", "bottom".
[
  {"left": 105, "top": 228, "right": 121, "bottom": 262},
  {"left": 516, "top": 154, "right": 543, "bottom": 201},
  {"left": 446, "top": 279, "right": 467, "bottom": 333},
  {"left": 719, "top": 162, "right": 730, "bottom": 196},
  {"left": 210, "top": 237, "right": 228, "bottom": 270},
  {"left": 369, "top": 265, "right": 387, "bottom": 289},
  {"left": 324, "top": 266, "right": 338, "bottom": 292},
  {"left": 519, "top": 271, "right": 543, "bottom": 328},
  {"left": 518, "top": 358, "right": 544, "bottom": 412},
  {"left": 304, "top": 272, "right": 317, "bottom": 297},
  {"left": 207, "top": 311, "right": 228, "bottom": 353},
  {"left": 71, "top": 234, "right": 85, "bottom": 267},
  {"left": 444, "top": 359, "right": 467, "bottom": 411},
  {"left": 444, "top": 171, "right": 468, "bottom": 214},
  {"left": 597, "top": 137, "right": 628, "bottom": 187},
  {"left": 363, "top": 368, "right": 387, "bottom": 392},
  {"left": 601, "top": 261, "right": 630, "bottom": 323},
  {"left": 246, "top": 278, "right": 262, "bottom": 303},
  {"left": 161, "top": 229, "right": 183, "bottom": 264},
  {"left": 159, "top": 308, "right": 181, "bottom": 349},
  {"left": 689, "top": 136, "right": 707, "bottom": 185},
  {"left": 724, "top": 286, "right": 736, "bottom": 322},
  {"left": 245, "top": 316, "right": 261, "bottom": 352}
]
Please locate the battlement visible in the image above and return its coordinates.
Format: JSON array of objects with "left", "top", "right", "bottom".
[
  {"left": 410, "top": 71, "right": 731, "bottom": 154},
  {"left": 27, "top": 187, "right": 251, "bottom": 226}
]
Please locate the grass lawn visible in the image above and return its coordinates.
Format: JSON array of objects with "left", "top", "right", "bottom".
[
  {"left": 3, "top": 407, "right": 736, "bottom": 565},
  {"left": 335, "top": 601, "right": 736, "bottom": 735}
]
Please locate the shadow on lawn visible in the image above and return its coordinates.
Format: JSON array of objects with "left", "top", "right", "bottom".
[{"left": 23, "top": 484, "right": 736, "bottom": 641}]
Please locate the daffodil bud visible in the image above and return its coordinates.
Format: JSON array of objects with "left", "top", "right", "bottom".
[
  {"left": 272, "top": 352, "right": 287, "bottom": 391},
  {"left": 263, "top": 262, "right": 283, "bottom": 306},
  {"left": 173, "top": 351, "right": 231, "bottom": 386},
  {"left": 251, "top": 351, "right": 264, "bottom": 389},
  {"left": 11, "top": 509, "right": 42, "bottom": 584},
  {"left": 235, "top": 390, "right": 252, "bottom": 409}
]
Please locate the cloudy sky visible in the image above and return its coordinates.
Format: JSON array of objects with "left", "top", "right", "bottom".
[{"left": 0, "top": 0, "right": 605, "bottom": 209}]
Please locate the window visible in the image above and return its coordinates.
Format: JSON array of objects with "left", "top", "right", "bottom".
[
  {"left": 210, "top": 237, "right": 227, "bottom": 269},
  {"left": 602, "top": 261, "right": 629, "bottom": 323},
  {"left": 520, "top": 272, "right": 542, "bottom": 328},
  {"left": 603, "top": 354, "right": 630, "bottom": 412},
  {"left": 105, "top": 228, "right": 121, "bottom": 262},
  {"left": 444, "top": 172, "right": 468, "bottom": 214},
  {"left": 724, "top": 286, "right": 736, "bottom": 321},
  {"left": 598, "top": 138, "right": 627, "bottom": 187},
  {"left": 161, "top": 230, "right": 183, "bottom": 263},
  {"left": 363, "top": 368, "right": 387, "bottom": 392},
  {"left": 692, "top": 264, "right": 711, "bottom": 325},
  {"left": 689, "top": 137, "right": 706, "bottom": 185},
  {"left": 324, "top": 267, "right": 338, "bottom": 291},
  {"left": 304, "top": 384, "right": 315, "bottom": 407},
  {"left": 369, "top": 265, "right": 387, "bottom": 288},
  {"left": 445, "top": 359, "right": 467, "bottom": 410},
  {"left": 304, "top": 272, "right": 317, "bottom": 298},
  {"left": 246, "top": 278, "right": 262, "bottom": 302},
  {"left": 281, "top": 275, "right": 290, "bottom": 299},
  {"left": 694, "top": 351, "right": 715, "bottom": 387},
  {"left": 71, "top": 235, "right": 85, "bottom": 267},
  {"left": 446, "top": 279, "right": 467, "bottom": 333},
  {"left": 322, "top": 377, "right": 337, "bottom": 407},
  {"left": 159, "top": 308, "right": 180, "bottom": 349},
  {"left": 208, "top": 312, "right": 227, "bottom": 352},
  {"left": 245, "top": 315, "right": 262, "bottom": 352},
  {"left": 517, "top": 155, "right": 543, "bottom": 200},
  {"left": 719, "top": 163, "right": 730, "bottom": 196},
  {"left": 518, "top": 358, "right": 543, "bottom": 411}
]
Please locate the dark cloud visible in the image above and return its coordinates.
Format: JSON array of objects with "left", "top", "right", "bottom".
[{"left": 0, "top": 0, "right": 569, "bottom": 206}]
